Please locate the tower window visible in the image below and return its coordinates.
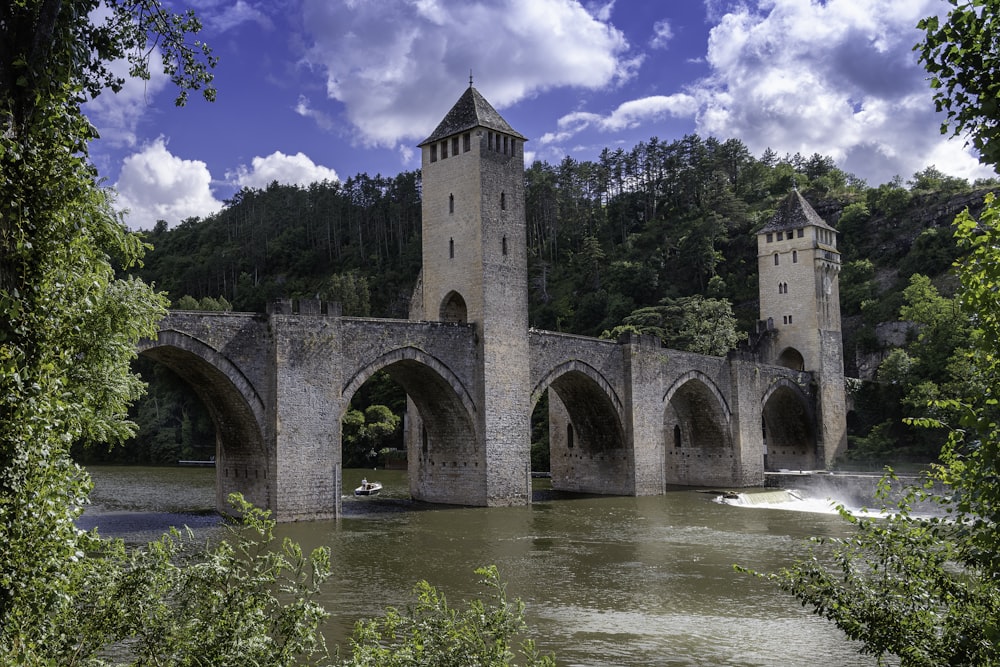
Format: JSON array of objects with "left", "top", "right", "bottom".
[
  {"left": 441, "top": 140, "right": 448, "bottom": 159},
  {"left": 797, "top": 228, "right": 804, "bottom": 238},
  {"left": 774, "top": 253, "right": 779, "bottom": 266},
  {"left": 511, "top": 139, "right": 517, "bottom": 154},
  {"left": 792, "top": 250, "right": 798, "bottom": 263},
  {"left": 449, "top": 193, "right": 454, "bottom": 214},
  {"left": 503, "top": 135, "right": 509, "bottom": 154},
  {"left": 777, "top": 232, "right": 783, "bottom": 241},
  {"left": 449, "top": 238, "right": 454, "bottom": 258},
  {"left": 500, "top": 191, "right": 506, "bottom": 210},
  {"left": 452, "top": 136, "right": 459, "bottom": 156},
  {"left": 567, "top": 423, "right": 574, "bottom": 449},
  {"left": 488, "top": 133, "right": 493, "bottom": 151},
  {"left": 463, "top": 132, "right": 471, "bottom": 152},
  {"left": 430, "top": 144, "right": 437, "bottom": 162},
  {"left": 766, "top": 233, "right": 773, "bottom": 243},
  {"left": 502, "top": 236, "right": 508, "bottom": 255}
]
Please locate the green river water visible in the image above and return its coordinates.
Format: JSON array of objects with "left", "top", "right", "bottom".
[{"left": 81, "top": 465, "right": 889, "bottom": 667}]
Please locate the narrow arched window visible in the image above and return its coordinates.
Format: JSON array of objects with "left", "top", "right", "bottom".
[
  {"left": 567, "top": 423, "right": 574, "bottom": 449},
  {"left": 773, "top": 253, "right": 779, "bottom": 266},
  {"left": 449, "top": 193, "right": 454, "bottom": 214},
  {"left": 449, "top": 238, "right": 454, "bottom": 258},
  {"left": 500, "top": 191, "right": 506, "bottom": 210},
  {"left": 792, "top": 250, "right": 798, "bottom": 263},
  {"left": 674, "top": 424, "right": 682, "bottom": 448},
  {"left": 502, "top": 236, "right": 508, "bottom": 255}
]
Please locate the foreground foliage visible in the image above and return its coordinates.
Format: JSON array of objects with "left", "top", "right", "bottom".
[
  {"left": 21, "top": 495, "right": 333, "bottom": 666},
  {"left": 341, "top": 566, "right": 555, "bottom": 667},
  {"left": 0, "top": 1, "right": 337, "bottom": 663}
]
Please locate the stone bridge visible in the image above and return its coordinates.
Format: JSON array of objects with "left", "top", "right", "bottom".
[
  {"left": 136, "top": 85, "right": 845, "bottom": 520},
  {"left": 138, "top": 303, "right": 819, "bottom": 521}
]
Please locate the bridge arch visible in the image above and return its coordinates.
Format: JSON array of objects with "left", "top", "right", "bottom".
[
  {"left": 761, "top": 377, "right": 816, "bottom": 470},
  {"left": 531, "top": 360, "right": 628, "bottom": 494},
  {"left": 662, "top": 371, "right": 736, "bottom": 486},
  {"left": 137, "top": 330, "right": 270, "bottom": 513},
  {"left": 343, "top": 346, "right": 481, "bottom": 505}
]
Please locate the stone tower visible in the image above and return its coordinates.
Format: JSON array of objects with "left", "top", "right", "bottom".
[
  {"left": 413, "top": 83, "right": 531, "bottom": 504},
  {"left": 757, "top": 189, "right": 847, "bottom": 466}
]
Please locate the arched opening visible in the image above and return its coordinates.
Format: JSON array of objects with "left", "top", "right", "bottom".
[
  {"left": 128, "top": 337, "right": 270, "bottom": 515},
  {"left": 344, "top": 350, "right": 481, "bottom": 506},
  {"left": 341, "top": 369, "right": 406, "bottom": 485},
  {"left": 531, "top": 365, "right": 628, "bottom": 496},
  {"left": 776, "top": 347, "right": 805, "bottom": 371},
  {"left": 761, "top": 382, "right": 816, "bottom": 471},
  {"left": 663, "top": 377, "right": 734, "bottom": 486},
  {"left": 440, "top": 291, "right": 467, "bottom": 323}
]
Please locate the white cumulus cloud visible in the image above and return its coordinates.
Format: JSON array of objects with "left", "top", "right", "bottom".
[
  {"left": 540, "top": 94, "right": 698, "bottom": 145},
  {"left": 689, "top": 0, "right": 995, "bottom": 185},
  {"left": 298, "top": 0, "right": 634, "bottom": 157},
  {"left": 115, "top": 137, "right": 224, "bottom": 230},
  {"left": 228, "top": 151, "right": 340, "bottom": 189}
]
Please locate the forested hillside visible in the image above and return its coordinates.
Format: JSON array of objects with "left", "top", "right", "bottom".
[{"left": 97, "top": 133, "right": 998, "bottom": 468}]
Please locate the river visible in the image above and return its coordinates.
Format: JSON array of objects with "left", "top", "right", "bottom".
[{"left": 80, "top": 465, "right": 888, "bottom": 666}]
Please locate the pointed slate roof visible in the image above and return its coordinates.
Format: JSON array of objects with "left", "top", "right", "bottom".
[
  {"left": 419, "top": 85, "right": 526, "bottom": 146},
  {"left": 761, "top": 189, "right": 836, "bottom": 233}
]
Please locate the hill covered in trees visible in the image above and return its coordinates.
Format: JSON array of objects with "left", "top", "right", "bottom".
[{"left": 99, "top": 133, "right": 998, "bottom": 468}]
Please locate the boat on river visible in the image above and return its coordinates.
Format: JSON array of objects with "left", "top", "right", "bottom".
[{"left": 354, "top": 479, "right": 382, "bottom": 496}]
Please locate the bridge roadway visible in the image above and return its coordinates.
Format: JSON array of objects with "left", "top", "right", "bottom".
[{"left": 138, "top": 304, "right": 817, "bottom": 521}]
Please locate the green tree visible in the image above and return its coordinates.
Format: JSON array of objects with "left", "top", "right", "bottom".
[
  {"left": 907, "top": 165, "right": 969, "bottom": 194},
  {"left": 341, "top": 566, "right": 555, "bottom": 667},
  {"left": 917, "top": 0, "right": 1000, "bottom": 167},
  {"left": 341, "top": 404, "right": 401, "bottom": 467},
  {"left": 602, "top": 295, "right": 742, "bottom": 356}
]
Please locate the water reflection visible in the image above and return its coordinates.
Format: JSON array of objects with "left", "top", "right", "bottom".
[{"left": 83, "top": 466, "right": 886, "bottom": 666}]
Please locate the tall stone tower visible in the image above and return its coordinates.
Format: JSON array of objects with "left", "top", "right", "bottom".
[
  {"left": 414, "top": 83, "right": 531, "bottom": 504},
  {"left": 757, "top": 189, "right": 847, "bottom": 466}
]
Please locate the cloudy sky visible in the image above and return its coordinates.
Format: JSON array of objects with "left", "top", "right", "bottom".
[{"left": 85, "top": 0, "right": 997, "bottom": 230}]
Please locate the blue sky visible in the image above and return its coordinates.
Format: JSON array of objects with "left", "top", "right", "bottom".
[{"left": 83, "top": 0, "right": 997, "bottom": 230}]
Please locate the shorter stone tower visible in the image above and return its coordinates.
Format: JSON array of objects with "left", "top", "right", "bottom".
[{"left": 757, "top": 189, "right": 847, "bottom": 466}]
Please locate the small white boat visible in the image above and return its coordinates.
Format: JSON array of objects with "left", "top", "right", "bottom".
[{"left": 354, "top": 478, "right": 382, "bottom": 496}]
